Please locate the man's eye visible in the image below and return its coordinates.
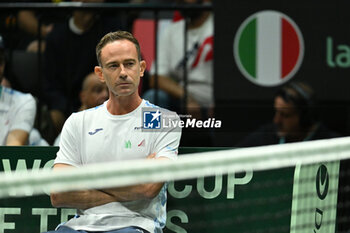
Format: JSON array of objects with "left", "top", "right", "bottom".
[
  {"left": 125, "top": 62, "right": 134, "bottom": 67},
  {"left": 108, "top": 64, "right": 118, "bottom": 69}
]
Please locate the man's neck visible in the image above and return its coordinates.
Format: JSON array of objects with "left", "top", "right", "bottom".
[
  {"left": 107, "top": 94, "right": 142, "bottom": 115},
  {"left": 79, "top": 104, "right": 87, "bottom": 112}
]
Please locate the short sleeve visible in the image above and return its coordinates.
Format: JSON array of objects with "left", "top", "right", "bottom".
[
  {"left": 9, "top": 93, "right": 36, "bottom": 133},
  {"left": 153, "top": 113, "right": 182, "bottom": 160},
  {"left": 55, "top": 113, "right": 81, "bottom": 167}
]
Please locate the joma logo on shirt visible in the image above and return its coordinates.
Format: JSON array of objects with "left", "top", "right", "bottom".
[{"left": 88, "top": 128, "right": 103, "bottom": 135}]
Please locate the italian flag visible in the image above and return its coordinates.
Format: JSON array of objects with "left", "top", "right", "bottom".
[{"left": 236, "top": 11, "right": 303, "bottom": 86}]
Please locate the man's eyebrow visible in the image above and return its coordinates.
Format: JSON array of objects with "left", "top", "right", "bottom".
[
  {"left": 105, "top": 61, "right": 118, "bottom": 66},
  {"left": 124, "top": 59, "right": 136, "bottom": 63},
  {"left": 105, "top": 59, "right": 136, "bottom": 65}
]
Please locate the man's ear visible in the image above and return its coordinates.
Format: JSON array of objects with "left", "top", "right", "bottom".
[
  {"left": 140, "top": 60, "right": 146, "bottom": 77},
  {"left": 94, "top": 66, "right": 105, "bottom": 83}
]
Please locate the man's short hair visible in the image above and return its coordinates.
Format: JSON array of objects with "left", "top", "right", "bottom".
[
  {"left": 275, "top": 81, "right": 317, "bottom": 127},
  {"left": 96, "top": 30, "right": 142, "bottom": 66}
]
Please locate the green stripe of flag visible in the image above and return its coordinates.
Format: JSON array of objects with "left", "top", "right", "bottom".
[{"left": 238, "top": 18, "right": 256, "bottom": 79}]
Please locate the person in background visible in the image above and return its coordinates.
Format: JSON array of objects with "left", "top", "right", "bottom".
[
  {"left": 0, "top": 34, "right": 49, "bottom": 146},
  {"left": 43, "top": 0, "right": 126, "bottom": 139},
  {"left": 54, "top": 72, "right": 108, "bottom": 146},
  {"left": 237, "top": 81, "right": 340, "bottom": 147},
  {"left": 17, "top": 8, "right": 54, "bottom": 52},
  {"left": 0, "top": 35, "right": 36, "bottom": 146},
  {"left": 1, "top": 78, "right": 49, "bottom": 147},
  {"left": 0, "top": 0, "right": 63, "bottom": 52},
  {"left": 78, "top": 72, "right": 109, "bottom": 111},
  {"left": 144, "top": 0, "right": 213, "bottom": 119}
]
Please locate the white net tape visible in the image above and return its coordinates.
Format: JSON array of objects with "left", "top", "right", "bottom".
[{"left": 1, "top": 136, "right": 350, "bottom": 198}]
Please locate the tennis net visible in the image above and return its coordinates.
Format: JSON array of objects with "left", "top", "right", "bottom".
[{"left": 0, "top": 137, "right": 349, "bottom": 232}]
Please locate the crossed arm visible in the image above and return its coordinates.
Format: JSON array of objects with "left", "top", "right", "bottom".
[{"left": 50, "top": 154, "right": 167, "bottom": 210}]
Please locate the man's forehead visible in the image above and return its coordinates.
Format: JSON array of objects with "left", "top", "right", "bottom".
[
  {"left": 275, "top": 96, "right": 295, "bottom": 106},
  {"left": 275, "top": 101, "right": 297, "bottom": 113},
  {"left": 275, "top": 104, "right": 296, "bottom": 111},
  {"left": 102, "top": 40, "right": 137, "bottom": 55}
]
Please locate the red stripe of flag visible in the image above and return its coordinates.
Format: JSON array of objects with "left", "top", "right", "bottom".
[{"left": 281, "top": 18, "right": 300, "bottom": 78}]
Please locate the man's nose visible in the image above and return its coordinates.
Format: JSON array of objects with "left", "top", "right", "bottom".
[
  {"left": 120, "top": 64, "right": 127, "bottom": 76},
  {"left": 119, "top": 75, "right": 127, "bottom": 80}
]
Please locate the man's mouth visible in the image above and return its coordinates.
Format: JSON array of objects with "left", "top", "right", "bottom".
[{"left": 117, "top": 83, "right": 130, "bottom": 86}]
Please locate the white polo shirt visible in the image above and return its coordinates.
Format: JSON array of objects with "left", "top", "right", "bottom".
[{"left": 55, "top": 99, "right": 181, "bottom": 233}]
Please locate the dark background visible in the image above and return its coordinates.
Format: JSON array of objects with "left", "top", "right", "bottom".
[{"left": 213, "top": 0, "right": 350, "bottom": 146}]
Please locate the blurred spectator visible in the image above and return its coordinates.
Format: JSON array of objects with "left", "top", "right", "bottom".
[
  {"left": 0, "top": 34, "right": 49, "bottom": 146},
  {"left": 1, "top": 76, "right": 49, "bottom": 146},
  {"left": 78, "top": 72, "right": 108, "bottom": 111},
  {"left": 145, "top": 0, "right": 213, "bottom": 119},
  {"left": 43, "top": 0, "right": 126, "bottom": 137},
  {"left": 54, "top": 72, "right": 108, "bottom": 146},
  {"left": 18, "top": 8, "right": 54, "bottom": 52},
  {"left": 0, "top": 34, "right": 37, "bottom": 146},
  {"left": 0, "top": 0, "right": 62, "bottom": 52},
  {"left": 237, "top": 82, "right": 340, "bottom": 147}
]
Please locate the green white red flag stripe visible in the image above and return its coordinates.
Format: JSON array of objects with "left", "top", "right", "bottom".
[{"left": 235, "top": 11, "right": 303, "bottom": 86}]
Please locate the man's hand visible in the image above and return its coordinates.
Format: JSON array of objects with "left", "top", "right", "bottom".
[
  {"left": 50, "top": 163, "right": 116, "bottom": 210},
  {"left": 147, "top": 152, "right": 156, "bottom": 159},
  {"left": 51, "top": 154, "right": 169, "bottom": 210},
  {"left": 100, "top": 153, "right": 168, "bottom": 201}
]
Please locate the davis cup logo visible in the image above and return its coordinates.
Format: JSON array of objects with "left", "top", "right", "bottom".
[{"left": 234, "top": 10, "right": 304, "bottom": 86}]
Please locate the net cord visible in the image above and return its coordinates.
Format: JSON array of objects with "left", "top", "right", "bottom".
[{"left": 0, "top": 136, "right": 350, "bottom": 198}]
